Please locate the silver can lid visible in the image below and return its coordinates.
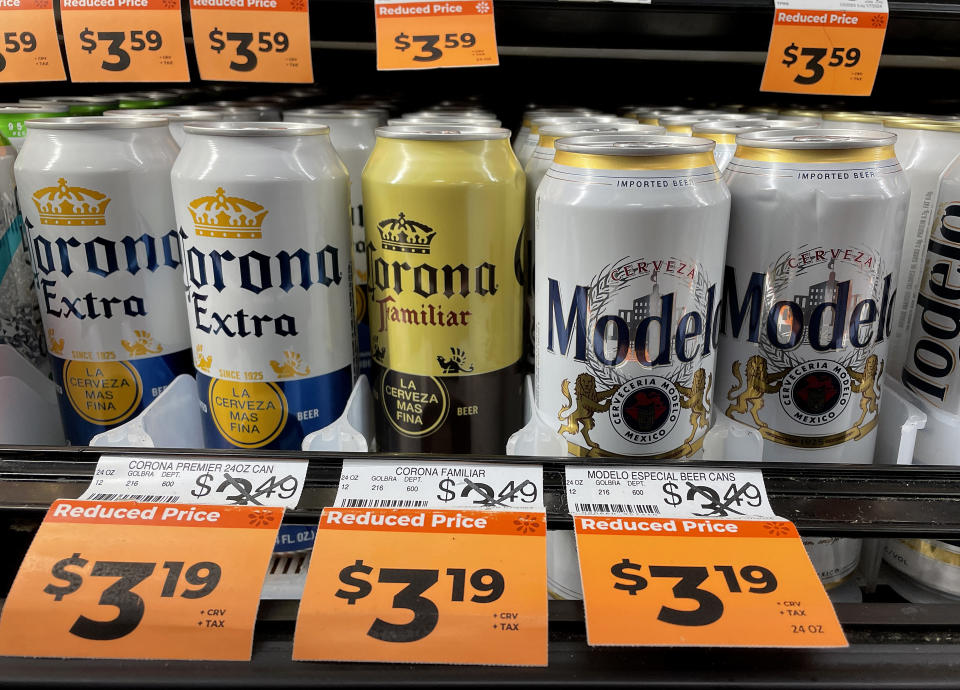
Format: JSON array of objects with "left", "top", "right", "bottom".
[
  {"left": 25, "top": 116, "right": 168, "bottom": 130},
  {"left": 762, "top": 118, "right": 821, "bottom": 129},
  {"left": 376, "top": 125, "right": 510, "bottom": 141},
  {"left": 692, "top": 120, "right": 770, "bottom": 135},
  {"left": 661, "top": 113, "right": 756, "bottom": 126},
  {"left": 393, "top": 116, "right": 502, "bottom": 127},
  {"left": 409, "top": 109, "right": 497, "bottom": 120},
  {"left": 104, "top": 108, "right": 221, "bottom": 121},
  {"left": 735, "top": 129, "right": 896, "bottom": 149},
  {"left": 182, "top": 121, "right": 329, "bottom": 136},
  {"left": 286, "top": 108, "right": 381, "bottom": 121},
  {"left": 555, "top": 134, "right": 715, "bottom": 156},
  {"left": 20, "top": 96, "right": 117, "bottom": 106},
  {"left": 0, "top": 103, "right": 69, "bottom": 114},
  {"left": 530, "top": 114, "right": 622, "bottom": 126},
  {"left": 539, "top": 123, "right": 666, "bottom": 137}
]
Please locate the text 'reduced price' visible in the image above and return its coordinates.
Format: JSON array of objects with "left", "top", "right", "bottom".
[
  {"left": 0, "top": 0, "right": 66, "bottom": 83},
  {"left": 760, "top": 0, "right": 888, "bottom": 96},
  {"left": 374, "top": 0, "right": 499, "bottom": 70},
  {"left": 58, "top": 0, "right": 189, "bottom": 82},
  {"left": 575, "top": 516, "right": 847, "bottom": 647},
  {"left": 0, "top": 500, "right": 282, "bottom": 659},
  {"left": 189, "top": 0, "right": 312, "bottom": 82},
  {"left": 293, "top": 508, "right": 547, "bottom": 665}
]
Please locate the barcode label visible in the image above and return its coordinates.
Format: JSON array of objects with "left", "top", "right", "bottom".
[
  {"left": 84, "top": 493, "right": 181, "bottom": 503},
  {"left": 572, "top": 503, "right": 660, "bottom": 515},
  {"left": 338, "top": 498, "right": 429, "bottom": 508}
]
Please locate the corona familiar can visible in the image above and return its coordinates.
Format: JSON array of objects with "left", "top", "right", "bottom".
[
  {"left": 284, "top": 107, "right": 380, "bottom": 381},
  {"left": 172, "top": 122, "right": 355, "bottom": 450},
  {"left": 536, "top": 134, "right": 730, "bottom": 458},
  {"left": 363, "top": 125, "right": 525, "bottom": 453},
  {"left": 901, "top": 157, "right": 960, "bottom": 412},
  {"left": 15, "top": 117, "right": 191, "bottom": 444},
  {"left": 719, "top": 130, "right": 909, "bottom": 463}
]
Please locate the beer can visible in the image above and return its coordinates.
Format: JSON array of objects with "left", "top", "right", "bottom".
[
  {"left": 208, "top": 100, "right": 282, "bottom": 122},
  {"left": 535, "top": 134, "right": 730, "bottom": 457},
  {"left": 803, "top": 536, "right": 861, "bottom": 588},
  {"left": 363, "top": 125, "right": 524, "bottom": 453},
  {"left": 103, "top": 108, "right": 222, "bottom": 146},
  {"left": 404, "top": 110, "right": 497, "bottom": 122},
  {"left": 114, "top": 91, "right": 181, "bottom": 109},
  {"left": 884, "top": 539, "right": 960, "bottom": 598},
  {"left": 690, "top": 120, "right": 769, "bottom": 171},
  {"left": 523, "top": 123, "right": 666, "bottom": 365},
  {"left": 518, "top": 116, "right": 632, "bottom": 167},
  {"left": 284, "top": 107, "right": 379, "bottom": 382},
  {"left": 820, "top": 111, "right": 886, "bottom": 129},
  {"left": 763, "top": 118, "right": 822, "bottom": 129},
  {"left": 779, "top": 108, "right": 823, "bottom": 119},
  {"left": 515, "top": 108, "right": 598, "bottom": 151},
  {"left": 20, "top": 96, "right": 118, "bottom": 115},
  {"left": 172, "top": 122, "right": 355, "bottom": 450},
  {"left": 622, "top": 105, "right": 686, "bottom": 123},
  {"left": 15, "top": 117, "right": 191, "bottom": 444},
  {"left": 901, "top": 157, "right": 960, "bottom": 411},
  {"left": 745, "top": 106, "right": 780, "bottom": 115},
  {"left": 877, "top": 119, "right": 960, "bottom": 380},
  {"left": 180, "top": 104, "right": 262, "bottom": 123},
  {"left": 330, "top": 104, "right": 391, "bottom": 127},
  {"left": 659, "top": 113, "right": 760, "bottom": 136},
  {"left": 719, "top": 129, "right": 909, "bottom": 463},
  {"left": 394, "top": 116, "right": 502, "bottom": 127},
  {"left": 0, "top": 104, "right": 68, "bottom": 151}
]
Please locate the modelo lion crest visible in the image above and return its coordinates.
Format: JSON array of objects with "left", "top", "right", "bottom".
[{"left": 725, "top": 355, "right": 787, "bottom": 429}]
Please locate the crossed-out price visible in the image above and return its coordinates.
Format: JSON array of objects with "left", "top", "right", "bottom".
[
  {"left": 781, "top": 42, "right": 862, "bottom": 85},
  {"left": 393, "top": 31, "right": 476, "bottom": 62},
  {"left": 77, "top": 28, "right": 164, "bottom": 72},
  {"left": 208, "top": 28, "right": 289, "bottom": 72}
]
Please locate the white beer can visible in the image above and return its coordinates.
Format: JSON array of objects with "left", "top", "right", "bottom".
[
  {"left": 523, "top": 122, "right": 666, "bottom": 365},
  {"left": 901, "top": 157, "right": 960, "bottom": 412},
  {"left": 172, "top": 122, "right": 355, "bottom": 450},
  {"left": 515, "top": 108, "right": 597, "bottom": 150},
  {"left": 659, "top": 113, "right": 760, "bottom": 136},
  {"left": 820, "top": 111, "right": 887, "bottom": 129},
  {"left": 536, "top": 134, "right": 730, "bottom": 457},
  {"left": 803, "top": 536, "right": 861, "bottom": 588},
  {"left": 690, "top": 120, "right": 771, "bottom": 171},
  {"left": 284, "top": 107, "right": 379, "bottom": 382},
  {"left": 879, "top": 118, "right": 960, "bottom": 379},
  {"left": 103, "top": 108, "right": 222, "bottom": 146},
  {"left": 518, "top": 115, "right": 629, "bottom": 168},
  {"left": 719, "top": 129, "right": 910, "bottom": 463},
  {"left": 884, "top": 539, "right": 960, "bottom": 599},
  {"left": 15, "top": 117, "right": 191, "bottom": 444}
]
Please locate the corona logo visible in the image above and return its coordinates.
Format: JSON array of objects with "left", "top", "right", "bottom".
[
  {"left": 188, "top": 187, "right": 267, "bottom": 239},
  {"left": 377, "top": 212, "right": 436, "bottom": 254},
  {"left": 32, "top": 178, "right": 110, "bottom": 226}
]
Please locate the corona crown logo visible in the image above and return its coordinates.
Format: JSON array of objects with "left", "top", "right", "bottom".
[
  {"left": 377, "top": 212, "right": 436, "bottom": 254},
  {"left": 188, "top": 187, "right": 267, "bottom": 239},
  {"left": 32, "top": 178, "right": 110, "bottom": 226}
]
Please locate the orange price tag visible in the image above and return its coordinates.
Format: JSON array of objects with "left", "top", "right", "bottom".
[
  {"left": 189, "top": 0, "right": 313, "bottom": 83},
  {"left": 0, "top": 500, "right": 281, "bottom": 660},
  {"left": 374, "top": 0, "right": 499, "bottom": 71},
  {"left": 575, "top": 516, "right": 848, "bottom": 648},
  {"left": 294, "top": 508, "right": 547, "bottom": 665},
  {"left": 59, "top": 0, "right": 190, "bottom": 82},
  {"left": 0, "top": 0, "right": 66, "bottom": 83},
  {"left": 760, "top": 0, "right": 888, "bottom": 96}
]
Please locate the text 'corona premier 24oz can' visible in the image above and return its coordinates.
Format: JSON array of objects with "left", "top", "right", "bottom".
[
  {"left": 535, "top": 134, "right": 730, "bottom": 457},
  {"left": 15, "top": 117, "right": 191, "bottom": 444},
  {"left": 363, "top": 125, "right": 525, "bottom": 453},
  {"left": 720, "top": 129, "right": 910, "bottom": 462},
  {"left": 172, "top": 122, "right": 355, "bottom": 450}
]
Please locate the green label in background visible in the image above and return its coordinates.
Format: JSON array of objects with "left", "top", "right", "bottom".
[{"left": 0, "top": 111, "right": 62, "bottom": 148}]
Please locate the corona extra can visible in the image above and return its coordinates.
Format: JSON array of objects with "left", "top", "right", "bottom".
[
  {"left": 15, "top": 117, "right": 191, "bottom": 444},
  {"left": 536, "top": 134, "right": 730, "bottom": 457},
  {"left": 690, "top": 120, "right": 770, "bottom": 171},
  {"left": 879, "top": 119, "right": 960, "bottom": 380},
  {"left": 901, "top": 158, "right": 960, "bottom": 411},
  {"left": 719, "top": 129, "right": 909, "bottom": 462},
  {"left": 172, "top": 122, "right": 355, "bottom": 450},
  {"left": 884, "top": 539, "right": 960, "bottom": 599},
  {"left": 103, "top": 108, "right": 222, "bottom": 146},
  {"left": 284, "top": 107, "right": 379, "bottom": 381},
  {"left": 523, "top": 122, "right": 666, "bottom": 365},
  {"left": 363, "top": 125, "right": 525, "bottom": 453}
]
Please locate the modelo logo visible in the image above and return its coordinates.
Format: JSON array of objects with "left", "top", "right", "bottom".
[
  {"left": 368, "top": 212, "right": 497, "bottom": 332},
  {"left": 181, "top": 188, "right": 343, "bottom": 339},
  {"left": 902, "top": 203, "right": 960, "bottom": 403},
  {"left": 546, "top": 277, "right": 720, "bottom": 366},
  {"left": 27, "top": 178, "right": 181, "bottom": 321}
]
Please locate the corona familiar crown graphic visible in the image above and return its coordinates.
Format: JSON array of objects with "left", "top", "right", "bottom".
[
  {"left": 32, "top": 178, "right": 110, "bottom": 226},
  {"left": 377, "top": 212, "right": 436, "bottom": 254},
  {"left": 188, "top": 187, "right": 268, "bottom": 239}
]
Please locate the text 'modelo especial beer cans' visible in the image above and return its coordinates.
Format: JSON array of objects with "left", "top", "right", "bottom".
[
  {"left": 719, "top": 129, "right": 909, "bottom": 463},
  {"left": 284, "top": 107, "right": 380, "bottom": 382},
  {"left": 15, "top": 117, "right": 191, "bottom": 444},
  {"left": 536, "top": 134, "right": 730, "bottom": 457},
  {"left": 901, "top": 156, "right": 960, "bottom": 412},
  {"left": 363, "top": 125, "right": 525, "bottom": 453},
  {"left": 172, "top": 122, "right": 355, "bottom": 450}
]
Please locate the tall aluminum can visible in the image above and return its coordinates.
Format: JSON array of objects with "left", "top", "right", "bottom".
[
  {"left": 363, "top": 125, "right": 524, "bottom": 453},
  {"left": 659, "top": 113, "right": 760, "bottom": 136},
  {"left": 284, "top": 107, "right": 379, "bottom": 382},
  {"left": 516, "top": 108, "right": 597, "bottom": 148},
  {"left": 719, "top": 129, "right": 909, "bottom": 462},
  {"left": 103, "top": 108, "right": 222, "bottom": 146},
  {"left": 15, "top": 117, "right": 191, "bottom": 444},
  {"left": 523, "top": 122, "right": 666, "bottom": 366},
  {"left": 518, "top": 116, "right": 632, "bottom": 167},
  {"left": 394, "top": 116, "right": 502, "bottom": 127},
  {"left": 172, "top": 122, "right": 355, "bottom": 450},
  {"left": 884, "top": 539, "right": 960, "bottom": 599},
  {"left": 536, "top": 134, "right": 730, "bottom": 457},
  {"left": 113, "top": 91, "right": 181, "bottom": 109},
  {"left": 20, "top": 96, "right": 119, "bottom": 115},
  {"left": 820, "top": 111, "right": 886, "bottom": 129},
  {"left": 0, "top": 104, "right": 68, "bottom": 151},
  {"left": 878, "top": 119, "right": 960, "bottom": 379},
  {"left": 780, "top": 108, "right": 823, "bottom": 119},
  {"left": 901, "top": 158, "right": 960, "bottom": 411},
  {"left": 624, "top": 106, "right": 686, "bottom": 125},
  {"left": 690, "top": 120, "right": 770, "bottom": 171}
]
